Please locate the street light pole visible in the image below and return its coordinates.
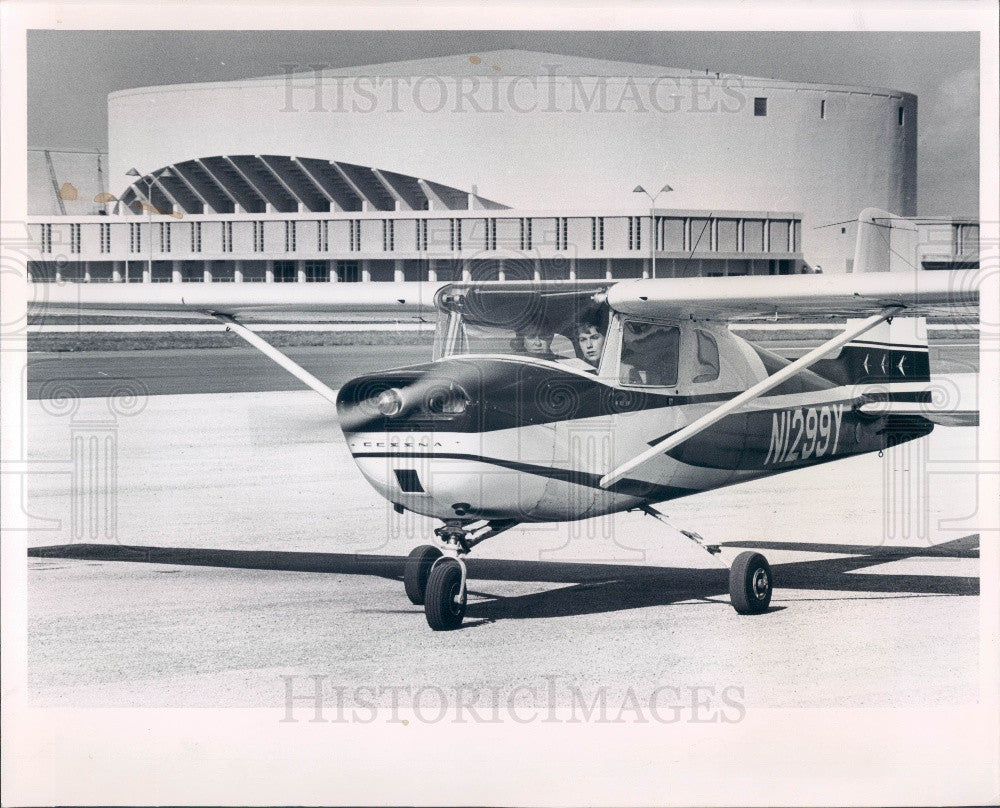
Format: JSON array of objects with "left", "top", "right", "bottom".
[
  {"left": 633, "top": 184, "right": 673, "bottom": 279},
  {"left": 126, "top": 168, "right": 154, "bottom": 283},
  {"left": 126, "top": 167, "right": 173, "bottom": 283}
]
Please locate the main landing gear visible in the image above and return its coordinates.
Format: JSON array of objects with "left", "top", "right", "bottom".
[
  {"left": 403, "top": 519, "right": 517, "bottom": 631},
  {"left": 728, "top": 550, "right": 773, "bottom": 614},
  {"left": 639, "top": 505, "right": 773, "bottom": 615}
]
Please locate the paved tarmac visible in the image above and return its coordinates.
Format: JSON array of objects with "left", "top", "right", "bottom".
[
  {"left": 26, "top": 339, "right": 978, "bottom": 399},
  {"left": 25, "top": 377, "right": 981, "bottom": 709},
  {"left": 27, "top": 344, "right": 433, "bottom": 399}
]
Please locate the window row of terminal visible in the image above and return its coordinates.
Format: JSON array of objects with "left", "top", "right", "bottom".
[{"left": 25, "top": 210, "right": 808, "bottom": 283}]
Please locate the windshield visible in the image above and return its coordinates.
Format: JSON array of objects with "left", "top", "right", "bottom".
[{"left": 433, "top": 282, "right": 610, "bottom": 370}]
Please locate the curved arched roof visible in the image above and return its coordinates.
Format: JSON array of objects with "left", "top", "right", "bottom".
[
  {"left": 109, "top": 49, "right": 914, "bottom": 102},
  {"left": 120, "top": 155, "right": 508, "bottom": 215}
]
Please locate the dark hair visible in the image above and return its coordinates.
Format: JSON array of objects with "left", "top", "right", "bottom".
[
  {"left": 523, "top": 324, "right": 554, "bottom": 339},
  {"left": 575, "top": 306, "right": 609, "bottom": 336}
]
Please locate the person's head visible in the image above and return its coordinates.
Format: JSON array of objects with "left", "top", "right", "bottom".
[
  {"left": 576, "top": 310, "right": 608, "bottom": 366},
  {"left": 523, "top": 326, "right": 554, "bottom": 355},
  {"left": 576, "top": 324, "right": 606, "bottom": 366}
]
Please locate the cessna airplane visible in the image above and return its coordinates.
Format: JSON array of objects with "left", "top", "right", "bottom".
[{"left": 33, "top": 209, "right": 981, "bottom": 629}]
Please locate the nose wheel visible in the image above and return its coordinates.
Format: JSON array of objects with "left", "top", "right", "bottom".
[
  {"left": 404, "top": 518, "right": 518, "bottom": 631},
  {"left": 424, "top": 557, "right": 468, "bottom": 630}
]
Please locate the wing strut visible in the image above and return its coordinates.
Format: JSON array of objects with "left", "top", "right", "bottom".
[
  {"left": 599, "top": 306, "right": 904, "bottom": 489},
  {"left": 211, "top": 313, "right": 340, "bottom": 405}
]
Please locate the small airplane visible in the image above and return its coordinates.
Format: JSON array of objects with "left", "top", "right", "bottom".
[{"left": 33, "top": 209, "right": 981, "bottom": 629}]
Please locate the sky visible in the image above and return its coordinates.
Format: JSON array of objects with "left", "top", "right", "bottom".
[{"left": 26, "top": 30, "right": 979, "bottom": 217}]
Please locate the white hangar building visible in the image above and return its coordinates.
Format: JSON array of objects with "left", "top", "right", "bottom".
[{"left": 29, "top": 49, "right": 977, "bottom": 285}]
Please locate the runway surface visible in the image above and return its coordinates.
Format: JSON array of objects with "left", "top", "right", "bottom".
[
  {"left": 25, "top": 370, "right": 981, "bottom": 709},
  {"left": 27, "top": 344, "right": 432, "bottom": 399},
  {"left": 27, "top": 339, "right": 978, "bottom": 399}
]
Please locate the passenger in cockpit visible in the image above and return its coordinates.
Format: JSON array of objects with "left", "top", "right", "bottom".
[{"left": 521, "top": 325, "right": 561, "bottom": 361}]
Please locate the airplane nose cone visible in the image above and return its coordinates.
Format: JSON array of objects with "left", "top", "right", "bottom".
[
  {"left": 336, "top": 364, "right": 473, "bottom": 432},
  {"left": 336, "top": 359, "right": 559, "bottom": 522}
]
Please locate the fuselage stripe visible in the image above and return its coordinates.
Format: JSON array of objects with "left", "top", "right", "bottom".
[{"left": 350, "top": 450, "right": 697, "bottom": 499}]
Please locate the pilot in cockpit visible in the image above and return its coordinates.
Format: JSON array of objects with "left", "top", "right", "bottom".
[
  {"left": 515, "top": 311, "right": 608, "bottom": 372},
  {"left": 574, "top": 310, "right": 608, "bottom": 370}
]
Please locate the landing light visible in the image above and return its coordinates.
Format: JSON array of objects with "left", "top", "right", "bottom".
[
  {"left": 376, "top": 388, "right": 404, "bottom": 417},
  {"left": 427, "top": 385, "right": 469, "bottom": 415}
]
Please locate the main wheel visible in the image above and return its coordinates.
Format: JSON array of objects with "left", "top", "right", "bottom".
[
  {"left": 403, "top": 544, "right": 442, "bottom": 605},
  {"left": 729, "top": 551, "right": 773, "bottom": 614},
  {"left": 424, "top": 559, "right": 467, "bottom": 631}
]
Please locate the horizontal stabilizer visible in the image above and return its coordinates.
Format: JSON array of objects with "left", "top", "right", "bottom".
[{"left": 857, "top": 401, "right": 979, "bottom": 427}]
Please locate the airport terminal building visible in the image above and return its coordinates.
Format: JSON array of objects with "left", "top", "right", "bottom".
[{"left": 25, "top": 50, "right": 979, "bottom": 282}]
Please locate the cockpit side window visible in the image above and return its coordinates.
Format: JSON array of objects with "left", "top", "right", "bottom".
[
  {"left": 619, "top": 320, "right": 680, "bottom": 387},
  {"left": 693, "top": 330, "right": 720, "bottom": 383}
]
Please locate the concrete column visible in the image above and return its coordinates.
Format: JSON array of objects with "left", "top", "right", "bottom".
[
  {"left": 605, "top": 258, "right": 613, "bottom": 280},
  {"left": 533, "top": 257, "right": 542, "bottom": 282},
  {"left": 233, "top": 260, "right": 244, "bottom": 283},
  {"left": 83, "top": 262, "right": 92, "bottom": 283},
  {"left": 461, "top": 259, "right": 471, "bottom": 282},
  {"left": 55, "top": 265, "right": 63, "bottom": 283},
  {"left": 642, "top": 258, "right": 650, "bottom": 279},
  {"left": 361, "top": 259, "right": 372, "bottom": 283},
  {"left": 112, "top": 261, "right": 124, "bottom": 283},
  {"left": 297, "top": 259, "right": 307, "bottom": 283},
  {"left": 265, "top": 260, "right": 275, "bottom": 283},
  {"left": 329, "top": 263, "right": 338, "bottom": 282},
  {"left": 171, "top": 260, "right": 183, "bottom": 283},
  {"left": 427, "top": 259, "right": 437, "bottom": 282},
  {"left": 203, "top": 263, "right": 213, "bottom": 283},
  {"left": 497, "top": 258, "right": 505, "bottom": 282},
  {"left": 142, "top": 264, "right": 151, "bottom": 283},
  {"left": 393, "top": 259, "right": 405, "bottom": 283},
  {"left": 568, "top": 257, "right": 577, "bottom": 281}
]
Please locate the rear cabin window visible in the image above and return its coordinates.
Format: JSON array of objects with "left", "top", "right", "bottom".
[
  {"left": 694, "top": 330, "right": 720, "bottom": 382},
  {"left": 619, "top": 321, "right": 680, "bottom": 386}
]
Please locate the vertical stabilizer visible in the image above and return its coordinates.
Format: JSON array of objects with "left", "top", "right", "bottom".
[{"left": 854, "top": 207, "right": 919, "bottom": 273}]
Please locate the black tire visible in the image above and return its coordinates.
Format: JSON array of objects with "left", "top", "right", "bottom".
[
  {"left": 403, "top": 544, "right": 442, "bottom": 605},
  {"left": 729, "top": 551, "right": 773, "bottom": 615},
  {"left": 424, "top": 559, "right": 467, "bottom": 631}
]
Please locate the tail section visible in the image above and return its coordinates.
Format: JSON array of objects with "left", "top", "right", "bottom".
[
  {"left": 840, "top": 316, "right": 930, "bottom": 384},
  {"left": 854, "top": 207, "right": 919, "bottom": 274},
  {"left": 809, "top": 316, "right": 930, "bottom": 387}
]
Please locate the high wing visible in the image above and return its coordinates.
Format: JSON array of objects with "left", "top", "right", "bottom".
[
  {"left": 31, "top": 280, "right": 445, "bottom": 319},
  {"left": 29, "top": 282, "right": 447, "bottom": 405},
  {"left": 606, "top": 268, "right": 980, "bottom": 323},
  {"left": 609, "top": 207, "right": 983, "bottom": 322}
]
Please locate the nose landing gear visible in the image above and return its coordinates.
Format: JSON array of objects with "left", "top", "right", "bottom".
[
  {"left": 408, "top": 518, "right": 518, "bottom": 631},
  {"left": 424, "top": 555, "right": 468, "bottom": 631}
]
